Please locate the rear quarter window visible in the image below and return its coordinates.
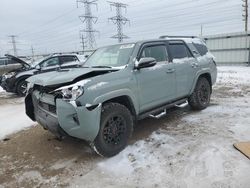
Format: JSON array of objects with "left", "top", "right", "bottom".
[
  {"left": 169, "top": 42, "right": 192, "bottom": 59},
  {"left": 193, "top": 43, "right": 208, "bottom": 56}
]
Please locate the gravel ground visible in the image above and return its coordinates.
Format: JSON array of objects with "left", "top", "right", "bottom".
[{"left": 0, "top": 66, "right": 250, "bottom": 188}]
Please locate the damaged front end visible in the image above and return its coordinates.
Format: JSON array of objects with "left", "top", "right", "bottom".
[{"left": 25, "top": 83, "right": 102, "bottom": 141}]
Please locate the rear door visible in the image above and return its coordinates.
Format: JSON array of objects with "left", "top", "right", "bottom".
[
  {"left": 59, "top": 56, "right": 79, "bottom": 68},
  {"left": 135, "top": 42, "right": 176, "bottom": 112},
  {"left": 168, "top": 40, "right": 198, "bottom": 98},
  {"left": 5, "top": 59, "right": 22, "bottom": 72}
]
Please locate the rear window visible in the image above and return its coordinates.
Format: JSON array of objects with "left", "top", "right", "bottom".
[
  {"left": 169, "top": 42, "right": 192, "bottom": 59},
  {"left": 193, "top": 43, "right": 208, "bottom": 56}
]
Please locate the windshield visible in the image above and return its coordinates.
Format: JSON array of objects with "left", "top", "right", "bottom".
[{"left": 84, "top": 43, "right": 135, "bottom": 68}]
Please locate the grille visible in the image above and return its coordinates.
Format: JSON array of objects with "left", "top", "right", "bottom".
[
  {"left": 39, "top": 101, "right": 56, "bottom": 114},
  {"left": 34, "top": 85, "right": 55, "bottom": 93}
]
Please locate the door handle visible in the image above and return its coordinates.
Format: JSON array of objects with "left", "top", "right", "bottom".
[{"left": 166, "top": 68, "right": 175, "bottom": 73}]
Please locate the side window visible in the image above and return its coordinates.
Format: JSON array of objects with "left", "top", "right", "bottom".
[
  {"left": 169, "top": 42, "right": 192, "bottom": 59},
  {"left": 8, "top": 59, "right": 18, "bottom": 65},
  {"left": 140, "top": 45, "right": 168, "bottom": 62},
  {"left": 61, "top": 56, "right": 78, "bottom": 64},
  {"left": 40, "top": 57, "right": 59, "bottom": 67},
  {"left": 0, "top": 59, "right": 5, "bottom": 66},
  {"left": 193, "top": 43, "right": 208, "bottom": 56}
]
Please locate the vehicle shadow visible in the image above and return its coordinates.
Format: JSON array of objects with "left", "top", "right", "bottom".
[{"left": 131, "top": 105, "right": 191, "bottom": 143}]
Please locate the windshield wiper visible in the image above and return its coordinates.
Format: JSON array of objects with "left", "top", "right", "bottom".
[{"left": 91, "top": 65, "right": 112, "bottom": 69}]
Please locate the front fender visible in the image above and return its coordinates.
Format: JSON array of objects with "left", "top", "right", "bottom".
[
  {"left": 57, "top": 99, "right": 102, "bottom": 141},
  {"left": 93, "top": 89, "right": 139, "bottom": 115}
]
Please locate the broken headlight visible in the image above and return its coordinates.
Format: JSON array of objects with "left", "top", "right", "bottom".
[{"left": 61, "top": 85, "right": 84, "bottom": 101}]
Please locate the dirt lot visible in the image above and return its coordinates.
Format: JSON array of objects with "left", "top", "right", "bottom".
[{"left": 0, "top": 66, "right": 250, "bottom": 188}]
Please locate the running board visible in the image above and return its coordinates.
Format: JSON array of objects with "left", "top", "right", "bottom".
[
  {"left": 138, "top": 98, "right": 188, "bottom": 120},
  {"left": 175, "top": 100, "right": 188, "bottom": 108},
  {"left": 149, "top": 109, "right": 167, "bottom": 119}
]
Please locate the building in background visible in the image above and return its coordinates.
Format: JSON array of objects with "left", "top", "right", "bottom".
[{"left": 204, "top": 32, "right": 250, "bottom": 65}]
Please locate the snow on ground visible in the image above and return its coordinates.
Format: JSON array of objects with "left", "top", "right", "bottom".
[
  {"left": 68, "top": 66, "right": 250, "bottom": 188},
  {"left": 0, "top": 66, "right": 250, "bottom": 188},
  {"left": 217, "top": 66, "right": 250, "bottom": 85},
  {"left": 0, "top": 86, "right": 35, "bottom": 139},
  {"left": 0, "top": 103, "right": 35, "bottom": 140}
]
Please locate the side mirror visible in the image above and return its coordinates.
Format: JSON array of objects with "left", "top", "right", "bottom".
[
  {"left": 84, "top": 55, "right": 89, "bottom": 59},
  {"left": 35, "top": 64, "right": 41, "bottom": 70},
  {"left": 136, "top": 57, "right": 157, "bottom": 69}
]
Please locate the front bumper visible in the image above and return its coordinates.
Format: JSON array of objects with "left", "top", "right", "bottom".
[
  {"left": 26, "top": 91, "right": 102, "bottom": 142},
  {"left": 0, "top": 77, "right": 15, "bottom": 93}
]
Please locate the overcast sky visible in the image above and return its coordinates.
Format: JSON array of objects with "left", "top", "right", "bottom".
[{"left": 0, "top": 0, "right": 244, "bottom": 56}]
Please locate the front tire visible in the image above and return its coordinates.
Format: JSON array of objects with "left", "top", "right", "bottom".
[
  {"left": 188, "top": 77, "right": 211, "bottom": 110},
  {"left": 16, "top": 80, "right": 28, "bottom": 97},
  {"left": 92, "top": 103, "right": 133, "bottom": 157}
]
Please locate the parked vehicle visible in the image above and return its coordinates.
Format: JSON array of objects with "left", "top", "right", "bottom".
[
  {"left": 0, "top": 54, "right": 83, "bottom": 96},
  {"left": 0, "top": 56, "right": 27, "bottom": 83},
  {"left": 25, "top": 37, "right": 217, "bottom": 157}
]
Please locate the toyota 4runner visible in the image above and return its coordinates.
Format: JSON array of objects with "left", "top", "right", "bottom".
[{"left": 25, "top": 37, "right": 217, "bottom": 157}]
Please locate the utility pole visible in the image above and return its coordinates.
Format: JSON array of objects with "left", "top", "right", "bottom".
[
  {"left": 9, "top": 35, "right": 18, "bottom": 56},
  {"left": 200, "top": 24, "right": 203, "bottom": 37},
  {"left": 77, "top": 0, "right": 98, "bottom": 50},
  {"left": 243, "top": 0, "right": 248, "bottom": 32},
  {"left": 31, "top": 46, "right": 35, "bottom": 62},
  {"left": 108, "top": 1, "right": 130, "bottom": 43}
]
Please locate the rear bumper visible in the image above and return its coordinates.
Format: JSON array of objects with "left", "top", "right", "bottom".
[{"left": 26, "top": 91, "right": 101, "bottom": 142}]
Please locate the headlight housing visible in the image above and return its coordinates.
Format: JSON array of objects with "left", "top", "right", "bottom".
[
  {"left": 3, "top": 72, "right": 15, "bottom": 79},
  {"left": 61, "top": 85, "right": 84, "bottom": 101}
]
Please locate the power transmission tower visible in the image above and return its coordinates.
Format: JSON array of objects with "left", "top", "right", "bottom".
[
  {"left": 243, "top": 0, "right": 248, "bottom": 32},
  {"left": 9, "top": 35, "right": 18, "bottom": 56},
  {"left": 108, "top": 1, "right": 130, "bottom": 43},
  {"left": 77, "top": 0, "right": 99, "bottom": 50},
  {"left": 80, "top": 33, "right": 87, "bottom": 53}
]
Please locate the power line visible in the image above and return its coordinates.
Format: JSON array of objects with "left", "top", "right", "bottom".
[
  {"left": 16, "top": 0, "right": 236, "bottom": 40},
  {"left": 18, "top": 8, "right": 78, "bottom": 36},
  {"left": 108, "top": 1, "right": 130, "bottom": 43},
  {"left": 77, "top": 0, "right": 99, "bottom": 49}
]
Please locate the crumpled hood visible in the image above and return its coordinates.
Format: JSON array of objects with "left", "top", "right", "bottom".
[{"left": 26, "top": 68, "right": 112, "bottom": 86}]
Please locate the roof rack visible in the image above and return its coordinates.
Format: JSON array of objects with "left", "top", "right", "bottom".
[{"left": 159, "top": 35, "right": 198, "bottom": 39}]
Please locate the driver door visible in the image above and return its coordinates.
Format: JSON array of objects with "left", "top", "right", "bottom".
[{"left": 134, "top": 43, "right": 176, "bottom": 112}]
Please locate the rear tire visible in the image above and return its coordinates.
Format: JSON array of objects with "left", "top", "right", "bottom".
[
  {"left": 16, "top": 80, "right": 28, "bottom": 97},
  {"left": 188, "top": 77, "right": 211, "bottom": 110},
  {"left": 92, "top": 103, "right": 133, "bottom": 157}
]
